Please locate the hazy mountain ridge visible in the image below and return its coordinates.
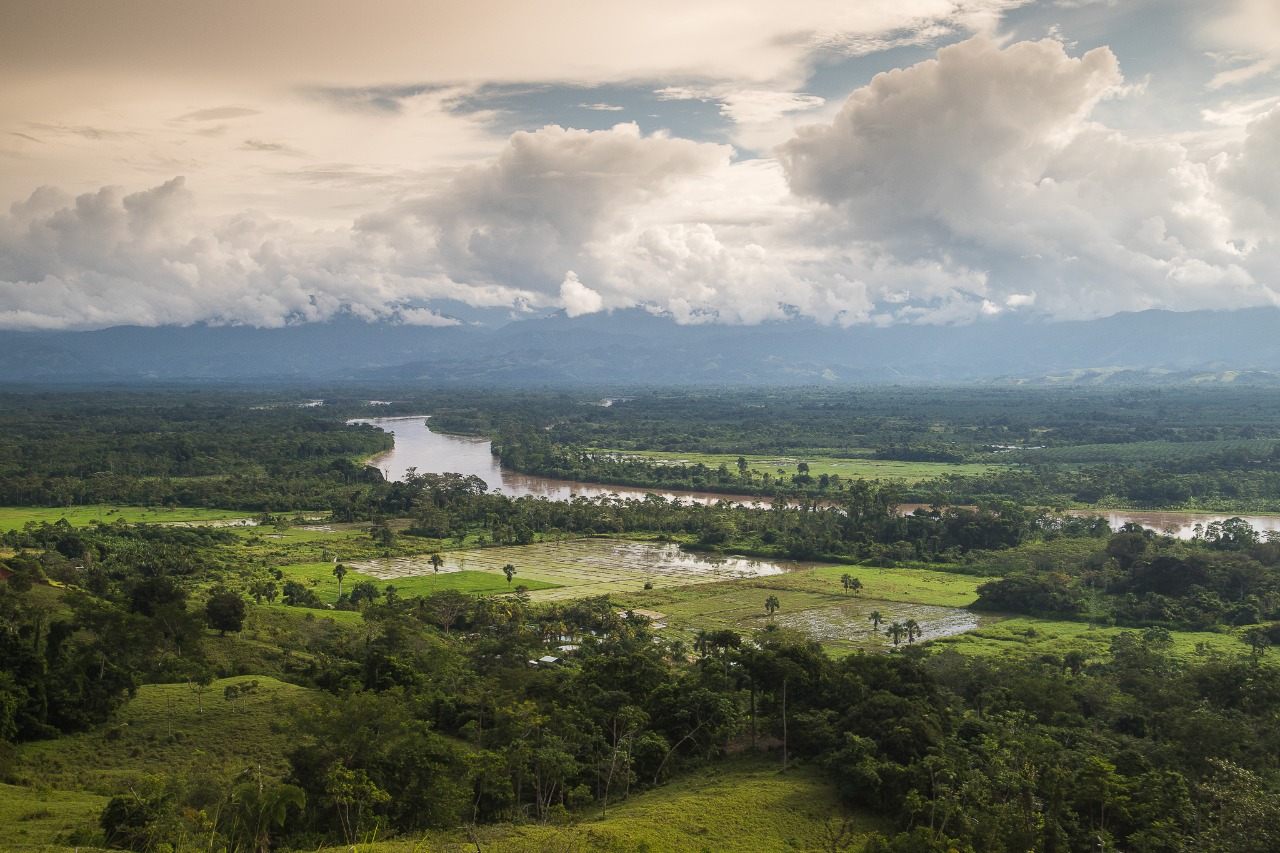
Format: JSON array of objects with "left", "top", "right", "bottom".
[{"left": 3, "top": 307, "right": 1280, "bottom": 384}]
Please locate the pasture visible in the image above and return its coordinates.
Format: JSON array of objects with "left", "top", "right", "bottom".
[
  {"left": 613, "top": 449, "right": 1002, "bottom": 484},
  {"left": 0, "top": 505, "right": 253, "bottom": 532}
]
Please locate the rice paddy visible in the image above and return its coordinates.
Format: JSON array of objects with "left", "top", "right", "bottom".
[{"left": 345, "top": 538, "right": 793, "bottom": 601}]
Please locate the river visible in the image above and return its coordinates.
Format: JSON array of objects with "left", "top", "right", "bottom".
[
  {"left": 353, "top": 415, "right": 767, "bottom": 505},
  {"left": 354, "top": 416, "right": 1280, "bottom": 538}
]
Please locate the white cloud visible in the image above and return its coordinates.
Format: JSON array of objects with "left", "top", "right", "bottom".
[
  {"left": 5, "top": 29, "right": 1280, "bottom": 332},
  {"left": 359, "top": 122, "right": 733, "bottom": 295},
  {"left": 396, "top": 307, "right": 461, "bottom": 326},
  {"left": 558, "top": 271, "right": 605, "bottom": 316},
  {"left": 0, "top": 177, "right": 474, "bottom": 330},
  {"left": 775, "top": 36, "right": 1278, "bottom": 320}
]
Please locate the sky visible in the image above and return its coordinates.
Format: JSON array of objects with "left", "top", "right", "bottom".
[{"left": 1, "top": 0, "right": 1279, "bottom": 331}]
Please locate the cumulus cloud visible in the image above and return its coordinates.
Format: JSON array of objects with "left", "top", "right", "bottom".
[
  {"left": 776, "top": 36, "right": 1278, "bottom": 321},
  {"left": 6, "top": 36, "right": 1280, "bottom": 331},
  {"left": 780, "top": 38, "right": 1123, "bottom": 216},
  {"left": 558, "top": 271, "right": 604, "bottom": 316},
  {"left": 0, "top": 177, "right": 464, "bottom": 330},
  {"left": 358, "top": 122, "right": 732, "bottom": 295}
]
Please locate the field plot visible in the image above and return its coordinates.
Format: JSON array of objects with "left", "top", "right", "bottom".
[
  {"left": 616, "top": 449, "right": 1002, "bottom": 484},
  {"left": 778, "top": 601, "right": 990, "bottom": 649},
  {"left": 345, "top": 539, "right": 792, "bottom": 601},
  {"left": 766, "top": 563, "right": 985, "bottom": 608},
  {"left": 638, "top": 583, "right": 995, "bottom": 652},
  {"left": 0, "top": 504, "right": 254, "bottom": 532}
]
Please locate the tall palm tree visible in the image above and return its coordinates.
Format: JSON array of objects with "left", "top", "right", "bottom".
[
  {"left": 765, "top": 595, "right": 781, "bottom": 620},
  {"left": 904, "top": 618, "right": 921, "bottom": 643},
  {"left": 503, "top": 563, "right": 517, "bottom": 585},
  {"left": 332, "top": 563, "right": 348, "bottom": 598},
  {"left": 429, "top": 552, "right": 444, "bottom": 573},
  {"left": 887, "top": 622, "right": 905, "bottom": 646},
  {"left": 869, "top": 610, "right": 883, "bottom": 633}
]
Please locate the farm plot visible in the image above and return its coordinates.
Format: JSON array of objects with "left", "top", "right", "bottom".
[
  {"left": 644, "top": 584, "right": 994, "bottom": 652},
  {"left": 345, "top": 539, "right": 792, "bottom": 601},
  {"left": 776, "top": 601, "right": 994, "bottom": 652}
]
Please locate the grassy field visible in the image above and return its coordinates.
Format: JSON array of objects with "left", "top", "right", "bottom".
[
  {"left": 930, "top": 615, "right": 1263, "bottom": 662},
  {"left": 0, "top": 783, "right": 107, "bottom": 852},
  {"left": 306, "top": 756, "right": 879, "bottom": 853},
  {"left": 1005, "top": 437, "right": 1279, "bottom": 466},
  {"left": 0, "top": 505, "right": 254, "bottom": 532},
  {"left": 614, "top": 449, "right": 1002, "bottom": 484},
  {"left": 5, "top": 674, "right": 315, "bottom": 852},
  {"left": 278, "top": 561, "right": 561, "bottom": 602},
  {"left": 618, "top": 563, "right": 992, "bottom": 653},
  {"left": 16, "top": 675, "right": 311, "bottom": 795}
]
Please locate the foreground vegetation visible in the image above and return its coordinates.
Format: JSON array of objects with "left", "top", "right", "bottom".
[{"left": 6, "top": 386, "right": 1280, "bottom": 851}]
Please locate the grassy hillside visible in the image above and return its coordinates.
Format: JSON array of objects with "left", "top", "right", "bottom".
[
  {"left": 16, "top": 676, "right": 311, "bottom": 795},
  {"left": 309, "top": 756, "right": 879, "bottom": 853}
]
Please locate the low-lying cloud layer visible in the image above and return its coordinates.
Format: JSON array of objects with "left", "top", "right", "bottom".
[{"left": 3, "top": 25, "right": 1279, "bottom": 329}]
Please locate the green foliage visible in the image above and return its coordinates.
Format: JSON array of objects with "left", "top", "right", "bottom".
[{"left": 204, "top": 586, "right": 246, "bottom": 636}]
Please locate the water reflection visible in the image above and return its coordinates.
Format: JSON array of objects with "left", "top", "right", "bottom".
[
  {"left": 352, "top": 416, "right": 766, "bottom": 506},
  {"left": 354, "top": 416, "right": 1280, "bottom": 538}
]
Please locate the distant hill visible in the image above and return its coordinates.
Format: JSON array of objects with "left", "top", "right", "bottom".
[{"left": 4, "top": 307, "right": 1280, "bottom": 385}]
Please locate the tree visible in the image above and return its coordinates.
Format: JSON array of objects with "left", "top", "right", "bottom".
[
  {"left": 429, "top": 552, "right": 444, "bottom": 574},
  {"left": 348, "top": 581, "right": 380, "bottom": 608},
  {"left": 503, "top": 563, "right": 517, "bottom": 585},
  {"left": 887, "top": 622, "right": 905, "bottom": 646},
  {"left": 841, "top": 574, "right": 863, "bottom": 595},
  {"left": 205, "top": 586, "right": 246, "bottom": 636},
  {"left": 869, "top": 611, "right": 883, "bottom": 633},
  {"left": 765, "top": 595, "right": 781, "bottom": 620},
  {"left": 1243, "top": 627, "right": 1271, "bottom": 661},
  {"left": 186, "top": 662, "right": 214, "bottom": 715},
  {"left": 423, "top": 589, "right": 471, "bottom": 636},
  {"left": 904, "top": 619, "right": 921, "bottom": 643},
  {"left": 231, "top": 774, "right": 306, "bottom": 853},
  {"left": 332, "top": 563, "right": 348, "bottom": 597}
]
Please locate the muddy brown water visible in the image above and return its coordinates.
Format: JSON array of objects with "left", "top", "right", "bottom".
[{"left": 353, "top": 416, "right": 1280, "bottom": 539}]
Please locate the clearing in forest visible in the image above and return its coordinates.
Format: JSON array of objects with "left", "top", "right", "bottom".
[{"left": 345, "top": 538, "right": 793, "bottom": 601}]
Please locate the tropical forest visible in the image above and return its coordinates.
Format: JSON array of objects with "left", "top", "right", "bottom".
[{"left": 5, "top": 385, "right": 1280, "bottom": 853}]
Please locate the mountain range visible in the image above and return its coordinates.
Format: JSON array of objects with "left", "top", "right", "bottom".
[{"left": 3, "top": 307, "right": 1280, "bottom": 385}]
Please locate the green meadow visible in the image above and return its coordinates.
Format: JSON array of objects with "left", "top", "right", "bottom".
[
  {"left": 612, "top": 449, "right": 1002, "bottom": 484},
  {"left": 306, "top": 756, "right": 878, "bottom": 853},
  {"left": 0, "top": 505, "right": 253, "bottom": 532}
]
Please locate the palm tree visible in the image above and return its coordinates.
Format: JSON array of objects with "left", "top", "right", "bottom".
[
  {"left": 887, "top": 622, "right": 905, "bottom": 646},
  {"left": 840, "top": 573, "right": 854, "bottom": 594},
  {"left": 694, "top": 629, "right": 711, "bottom": 658},
  {"left": 765, "top": 595, "right": 781, "bottom": 620},
  {"left": 429, "top": 551, "right": 444, "bottom": 573},
  {"left": 503, "top": 563, "right": 517, "bottom": 585},
  {"left": 231, "top": 776, "right": 305, "bottom": 853},
  {"left": 904, "top": 618, "right": 921, "bottom": 643},
  {"left": 332, "top": 563, "right": 348, "bottom": 598},
  {"left": 869, "top": 610, "right": 883, "bottom": 633},
  {"left": 850, "top": 577, "right": 863, "bottom": 595}
]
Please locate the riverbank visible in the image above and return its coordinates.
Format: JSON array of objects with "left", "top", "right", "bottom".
[{"left": 357, "top": 416, "right": 1280, "bottom": 538}]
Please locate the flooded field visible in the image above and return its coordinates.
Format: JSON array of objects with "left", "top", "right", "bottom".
[
  {"left": 346, "top": 538, "right": 792, "bottom": 601},
  {"left": 775, "top": 601, "right": 993, "bottom": 650}
]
